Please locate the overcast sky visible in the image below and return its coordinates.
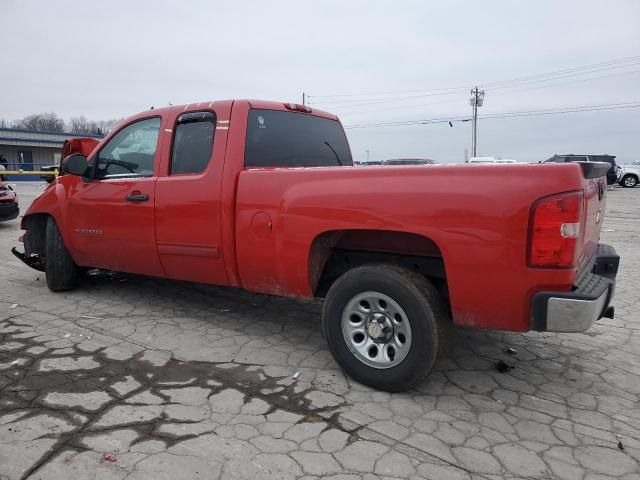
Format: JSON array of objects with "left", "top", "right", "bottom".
[{"left": 2, "top": 0, "right": 639, "bottom": 163}]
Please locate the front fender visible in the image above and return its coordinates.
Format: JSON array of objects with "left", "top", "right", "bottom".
[
  {"left": 22, "top": 179, "right": 65, "bottom": 228},
  {"left": 21, "top": 177, "right": 79, "bottom": 259}
]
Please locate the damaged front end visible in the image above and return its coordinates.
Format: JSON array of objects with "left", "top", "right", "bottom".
[
  {"left": 11, "top": 247, "right": 45, "bottom": 272},
  {"left": 12, "top": 215, "right": 48, "bottom": 272}
]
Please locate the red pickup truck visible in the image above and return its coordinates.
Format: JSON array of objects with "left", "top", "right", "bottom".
[{"left": 13, "top": 99, "right": 619, "bottom": 391}]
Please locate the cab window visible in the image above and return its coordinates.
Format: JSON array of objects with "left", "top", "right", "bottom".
[
  {"left": 96, "top": 117, "right": 161, "bottom": 179},
  {"left": 170, "top": 111, "right": 215, "bottom": 175}
]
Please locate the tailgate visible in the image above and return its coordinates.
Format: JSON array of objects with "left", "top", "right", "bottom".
[{"left": 578, "top": 162, "right": 609, "bottom": 270}]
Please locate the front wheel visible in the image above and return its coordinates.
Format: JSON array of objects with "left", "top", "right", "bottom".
[
  {"left": 322, "top": 264, "right": 449, "bottom": 392},
  {"left": 45, "top": 217, "right": 79, "bottom": 291},
  {"left": 620, "top": 175, "right": 638, "bottom": 188}
]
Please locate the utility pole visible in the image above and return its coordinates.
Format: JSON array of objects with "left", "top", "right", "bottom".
[
  {"left": 469, "top": 87, "right": 485, "bottom": 157},
  {"left": 365, "top": 150, "right": 370, "bottom": 163},
  {"left": 302, "top": 92, "right": 306, "bottom": 106}
]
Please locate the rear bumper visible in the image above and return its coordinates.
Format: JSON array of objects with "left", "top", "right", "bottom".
[
  {"left": 0, "top": 202, "right": 19, "bottom": 221},
  {"left": 531, "top": 244, "right": 619, "bottom": 332}
]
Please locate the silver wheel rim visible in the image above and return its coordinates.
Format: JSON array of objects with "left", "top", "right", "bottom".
[
  {"left": 624, "top": 177, "right": 636, "bottom": 186},
  {"left": 341, "top": 291, "right": 412, "bottom": 369}
]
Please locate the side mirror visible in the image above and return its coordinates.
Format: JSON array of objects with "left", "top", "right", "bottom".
[{"left": 62, "top": 154, "right": 88, "bottom": 176}]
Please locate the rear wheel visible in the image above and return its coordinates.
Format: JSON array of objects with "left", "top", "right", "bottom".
[
  {"left": 621, "top": 175, "right": 638, "bottom": 188},
  {"left": 45, "top": 217, "right": 79, "bottom": 291},
  {"left": 322, "top": 264, "right": 449, "bottom": 392}
]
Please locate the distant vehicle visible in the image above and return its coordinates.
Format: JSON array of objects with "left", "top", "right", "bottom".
[
  {"left": 544, "top": 154, "right": 618, "bottom": 185},
  {"left": 40, "top": 165, "right": 59, "bottom": 183},
  {"left": 384, "top": 158, "right": 437, "bottom": 166},
  {"left": 0, "top": 182, "right": 19, "bottom": 222},
  {"left": 356, "top": 160, "right": 384, "bottom": 166},
  {"left": 618, "top": 164, "right": 639, "bottom": 188},
  {"left": 468, "top": 157, "right": 517, "bottom": 164}
]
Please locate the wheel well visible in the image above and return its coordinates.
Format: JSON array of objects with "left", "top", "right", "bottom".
[
  {"left": 623, "top": 173, "right": 639, "bottom": 180},
  {"left": 309, "top": 230, "right": 449, "bottom": 306},
  {"left": 22, "top": 213, "right": 49, "bottom": 256}
]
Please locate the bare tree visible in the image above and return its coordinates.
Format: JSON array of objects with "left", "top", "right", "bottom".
[
  {"left": 96, "top": 118, "right": 123, "bottom": 135},
  {"left": 7, "top": 113, "right": 122, "bottom": 136},
  {"left": 13, "top": 113, "right": 65, "bottom": 132},
  {"left": 68, "top": 116, "right": 123, "bottom": 136},
  {"left": 68, "top": 116, "right": 102, "bottom": 135}
]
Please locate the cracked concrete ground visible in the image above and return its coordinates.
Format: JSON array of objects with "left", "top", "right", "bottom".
[{"left": 1, "top": 182, "right": 639, "bottom": 480}]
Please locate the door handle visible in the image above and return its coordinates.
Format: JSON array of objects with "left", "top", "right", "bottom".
[{"left": 126, "top": 192, "right": 149, "bottom": 202}]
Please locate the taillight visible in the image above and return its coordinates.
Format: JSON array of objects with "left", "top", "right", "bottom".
[{"left": 528, "top": 191, "right": 584, "bottom": 268}]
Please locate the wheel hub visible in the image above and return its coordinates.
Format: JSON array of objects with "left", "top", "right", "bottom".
[
  {"left": 341, "top": 291, "right": 413, "bottom": 369},
  {"left": 366, "top": 313, "right": 394, "bottom": 342}
]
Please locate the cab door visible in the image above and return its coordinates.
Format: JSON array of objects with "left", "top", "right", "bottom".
[
  {"left": 67, "top": 116, "right": 165, "bottom": 276},
  {"left": 154, "top": 102, "right": 232, "bottom": 285}
]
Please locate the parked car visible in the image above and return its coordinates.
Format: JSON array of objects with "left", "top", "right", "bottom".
[
  {"left": 40, "top": 165, "right": 59, "bottom": 183},
  {"left": 544, "top": 154, "right": 619, "bottom": 185},
  {"left": 12, "top": 99, "right": 619, "bottom": 392},
  {"left": 0, "top": 182, "right": 19, "bottom": 222},
  {"left": 468, "top": 157, "right": 517, "bottom": 164},
  {"left": 355, "top": 160, "right": 384, "bottom": 166},
  {"left": 384, "top": 158, "right": 438, "bottom": 165},
  {"left": 618, "top": 164, "right": 639, "bottom": 188}
]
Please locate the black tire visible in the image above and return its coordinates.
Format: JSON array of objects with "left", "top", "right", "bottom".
[
  {"left": 322, "top": 264, "right": 449, "bottom": 392},
  {"left": 45, "top": 217, "right": 79, "bottom": 291},
  {"left": 620, "top": 175, "right": 638, "bottom": 188}
]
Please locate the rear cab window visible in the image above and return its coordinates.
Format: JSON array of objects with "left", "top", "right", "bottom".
[{"left": 245, "top": 109, "right": 353, "bottom": 168}]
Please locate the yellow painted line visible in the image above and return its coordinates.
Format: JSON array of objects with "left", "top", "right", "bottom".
[{"left": 2, "top": 171, "right": 59, "bottom": 175}]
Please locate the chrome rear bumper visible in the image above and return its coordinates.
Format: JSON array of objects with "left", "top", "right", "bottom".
[{"left": 531, "top": 244, "right": 618, "bottom": 332}]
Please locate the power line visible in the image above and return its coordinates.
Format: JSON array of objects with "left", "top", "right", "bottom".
[
  {"left": 488, "top": 68, "right": 640, "bottom": 97},
  {"left": 480, "top": 56, "right": 640, "bottom": 89},
  {"left": 308, "top": 85, "right": 471, "bottom": 100},
  {"left": 344, "top": 101, "right": 640, "bottom": 129},
  {"left": 308, "top": 89, "right": 467, "bottom": 107},
  {"left": 484, "top": 61, "right": 640, "bottom": 91},
  {"left": 481, "top": 103, "right": 640, "bottom": 119},
  {"left": 311, "top": 68, "right": 640, "bottom": 119},
  {"left": 308, "top": 55, "right": 640, "bottom": 103},
  {"left": 320, "top": 95, "right": 467, "bottom": 115}
]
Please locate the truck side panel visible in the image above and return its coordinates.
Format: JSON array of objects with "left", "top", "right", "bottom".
[{"left": 235, "top": 163, "right": 587, "bottom": 332}]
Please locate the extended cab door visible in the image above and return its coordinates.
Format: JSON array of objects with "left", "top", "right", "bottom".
[
  {"left": 153, "top": 102, "right": 232, "bottom": 285},
  {"left": 67, "top": 116, "right": 165, "bottom": 276}
]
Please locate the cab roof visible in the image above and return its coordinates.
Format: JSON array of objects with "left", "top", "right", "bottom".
[{"left": 130, "top": 99, "right": 338, "bottom": 122}]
